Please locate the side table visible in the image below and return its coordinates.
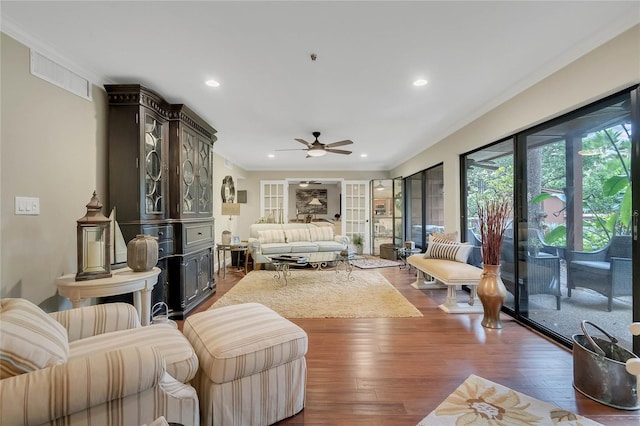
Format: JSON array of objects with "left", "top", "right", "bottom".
[
  {"left": 398, "top": 248, "right": 421, "bottom": 270},
  {"left": 56, "top": 267, "right": 161, "bottom": 326},
  {"left": 216, "top": 243, "right": 249, "bottom": 279}
]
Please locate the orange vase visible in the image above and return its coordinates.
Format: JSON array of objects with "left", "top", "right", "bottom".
[{"left": 477, "top": 264, "right": 507, "bottom": 329}]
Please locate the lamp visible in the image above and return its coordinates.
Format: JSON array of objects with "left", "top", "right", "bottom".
[
  {"left": 375, "top": 180, "right": 385, "bottom": 191},
  {"left": 76, "top": 191, "right": 112, "bottom": 281},
  {"left": 221, "top": 202, "right": 240, "bottom": 245},
  {"left": 307, "top": 197, "right": 322, "bottom": 220}
]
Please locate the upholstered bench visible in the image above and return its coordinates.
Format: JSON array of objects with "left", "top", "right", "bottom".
[
  {"left": 183, "top": 303, "right": 308, "bottom": 426},
  {"left": 407, "top": 255, "right": 483, "bottom": 314}
]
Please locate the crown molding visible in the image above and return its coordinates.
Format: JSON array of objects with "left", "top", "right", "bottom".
[{"left": 1, "top": 16, "right": 113, "bottom": 88}]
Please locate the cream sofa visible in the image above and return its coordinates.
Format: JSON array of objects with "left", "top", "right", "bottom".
[
  {"left": 0, "top": 299, "right": 199, "bottom": 426},
  {"left": 247, "top": 223, "right": 349, "bottom": 265}
]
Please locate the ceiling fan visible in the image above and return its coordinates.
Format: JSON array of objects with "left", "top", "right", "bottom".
[
  {"left": 298, "top": 180, "right": 322, "bottom": 187},
  {"left": 277, "top": 131, "right": 353, "bottom": 157}
]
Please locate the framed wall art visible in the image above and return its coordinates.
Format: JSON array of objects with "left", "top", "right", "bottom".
[{"left": 296, "top": 189, "right": 327, "bottom": 214}]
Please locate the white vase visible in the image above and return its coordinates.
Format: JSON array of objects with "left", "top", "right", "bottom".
[{"left": 127, "top": 235, "right": 158, "bottom": 272}]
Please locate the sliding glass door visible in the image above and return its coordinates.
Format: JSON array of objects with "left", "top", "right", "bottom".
[
  {"left": 462, "top": 87, "right": 638, "bottom": 353},
  {"left": 521, "top": 91, "right": 634, "bottom": 350},
  {"left": 462, "top": 140, "right": 515, "bottom": 309}
]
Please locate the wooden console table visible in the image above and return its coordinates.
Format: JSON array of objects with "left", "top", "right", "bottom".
[{"left": 56, "top": 267, "right": 161, "bottom": 326}]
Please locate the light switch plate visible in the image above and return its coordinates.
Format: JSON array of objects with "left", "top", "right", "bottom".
[{"left": 15, "top": 196, "right": 40, "bottom": 215}]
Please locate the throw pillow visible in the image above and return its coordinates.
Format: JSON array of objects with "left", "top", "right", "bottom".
[
  {"left": 284, "top": 228, "right": 311, "bottom": 243},
  {"left": 308, "top": 226, "right": 334, "bottom": 242},
  {"left": 431, "top": 231, "right": 458, "bottom": 242},
  {"left": 427, "top": 234, "right": 458, "bottom": 246},
  {"left": 424, "top": 240, "right": 473, "bottom": 263},
  {"left": 0, "top": 298, "right": 69, "bottom": 378},
  {"left": 257, "top": 229, "right": 286, "bottom": 244}
]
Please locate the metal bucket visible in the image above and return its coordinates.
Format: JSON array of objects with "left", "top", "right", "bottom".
[{"left": 572, "top": 321, "right": 639, "bottom": 410}]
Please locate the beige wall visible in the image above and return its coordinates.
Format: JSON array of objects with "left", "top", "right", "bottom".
[
  {"left": 213, "top": 154, "right": 248, "bottom": 245},
  {"left": 391, "top": 24, "right": 640, "bottom": 237},
  {"left": 1, "top": 33, "right": 108, "bottom": 309}
]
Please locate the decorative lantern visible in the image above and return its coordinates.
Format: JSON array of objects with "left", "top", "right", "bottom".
[{"left": 76, "top": 191, "right": 112, "bottom": 281}]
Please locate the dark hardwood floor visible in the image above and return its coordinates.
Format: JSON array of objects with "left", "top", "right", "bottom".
[{"left": 178, "top": 263, "right": 640, "bottom": 425}]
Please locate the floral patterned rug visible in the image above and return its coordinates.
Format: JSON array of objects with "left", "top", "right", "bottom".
[{"left": 418, "top": 374, "right": 602, "bottom": 425}]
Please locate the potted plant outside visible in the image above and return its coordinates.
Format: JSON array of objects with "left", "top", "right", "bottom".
[{"left": 351, "top": 234, "right": 364, "bottom": 254}]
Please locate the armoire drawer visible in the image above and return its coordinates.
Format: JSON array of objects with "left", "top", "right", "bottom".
[
  {"left": 141, "top": 224, "right": 174, "bottom": 241},
  {"left": 182, "top": 222, "right": 214, "bottom": 251},
  {"left": 157, "top": 240, "right": 175, "bottom": 259}
]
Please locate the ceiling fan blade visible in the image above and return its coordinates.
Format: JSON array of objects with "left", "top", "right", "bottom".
[
  {"left": 275, "top": 148, "right": 307, "bottom": 151},
  {"left": 326, "top": 148, "right": 352, "bottom": 155},
  {"left": 294, "top": 138, "right": 311, "bottom": 147},
  {"left": 325, "top": 140, "right": 353, "bottom": 148}
]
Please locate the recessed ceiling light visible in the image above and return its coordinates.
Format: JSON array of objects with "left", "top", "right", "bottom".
[
  {"left": 268, "top": 154, "right": 275, "bottom": 158},
  {"left": 413, "top": 79, "right": 428, "bottom": 87},
  {"left": 205, "top": 80, "right": 220, "bottom": 87},
  {"left": 360, "top": 153, "right": 368, "bottom": 158}
]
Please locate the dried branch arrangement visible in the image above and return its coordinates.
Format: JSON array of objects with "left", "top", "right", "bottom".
[{"left": 477, "top": 199, "right": 513, "bottom": 265}]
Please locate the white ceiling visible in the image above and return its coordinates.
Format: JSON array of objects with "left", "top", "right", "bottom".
[{"left": 2, "top": 1, "right": 639, "bottom": 172}]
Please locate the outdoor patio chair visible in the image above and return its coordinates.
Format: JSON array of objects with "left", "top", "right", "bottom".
[
  {"left": 568, "top": 235, "right": 632, "bottom": 312},
  {"left": 500, "top": 229, "right": 562, "bottom": 310}
]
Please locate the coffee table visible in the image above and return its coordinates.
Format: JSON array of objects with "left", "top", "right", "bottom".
[{"left": 265, "top": 252, "right": 361, "bottom": 284}]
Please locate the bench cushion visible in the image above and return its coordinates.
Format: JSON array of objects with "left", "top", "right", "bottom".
[
  {"left": 408, "top": 256, "right": 482, "bottom": 284},
  {"left": 183, "top": 303, "right": 308, "bottom": 384}
]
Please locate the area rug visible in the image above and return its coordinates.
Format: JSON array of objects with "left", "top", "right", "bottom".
[
  {"left": 417, "top": 374, "right": 602, "bottom": 426},
  {"left": 351, "top": 256, "right": 401, "bottom": 269},
  {"left": 210, "top": 270, "right": 422, "bottom": 318}
]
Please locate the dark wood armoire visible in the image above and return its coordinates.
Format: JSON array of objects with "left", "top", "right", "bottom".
[{"left": 104, "top": 84, "right": 216, "bottom": 319}]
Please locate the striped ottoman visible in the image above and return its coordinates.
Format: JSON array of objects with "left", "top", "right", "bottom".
[{"left": 183, "top": 303, "right": 308, "bottom": 426}]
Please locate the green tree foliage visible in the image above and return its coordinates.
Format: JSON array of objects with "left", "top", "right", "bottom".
[{"left": 532, "top": 125, "right": 631, "bottom": 250}]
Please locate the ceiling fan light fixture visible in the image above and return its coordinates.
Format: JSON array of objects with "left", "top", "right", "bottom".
[
  {"left": 307, "top": 147, "right": 326, "bottom": 157},
  {"left": 375, "top": 180, "right": 385, "bottom": 191}
]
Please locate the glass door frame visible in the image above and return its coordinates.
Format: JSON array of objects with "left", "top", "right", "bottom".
[
  {"left": 631, "top": 86, "right": 640, "bottom": 355},
  {"left": 342, "top": 180, "right": 371, "bottom": 254}
]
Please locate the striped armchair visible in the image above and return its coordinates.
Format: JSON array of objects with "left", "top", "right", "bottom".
[{"left": 0, "top": 298, "right": 200, "bottom": 426}]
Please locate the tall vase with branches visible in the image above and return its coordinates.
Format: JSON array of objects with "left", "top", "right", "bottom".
[{"left": 477, "top": 199, "right": 512, "bottom": 329}]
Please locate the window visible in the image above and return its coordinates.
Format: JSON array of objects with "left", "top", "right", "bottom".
[{"left": 404, "top": 164, "right": 444, "bottom": 250}]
